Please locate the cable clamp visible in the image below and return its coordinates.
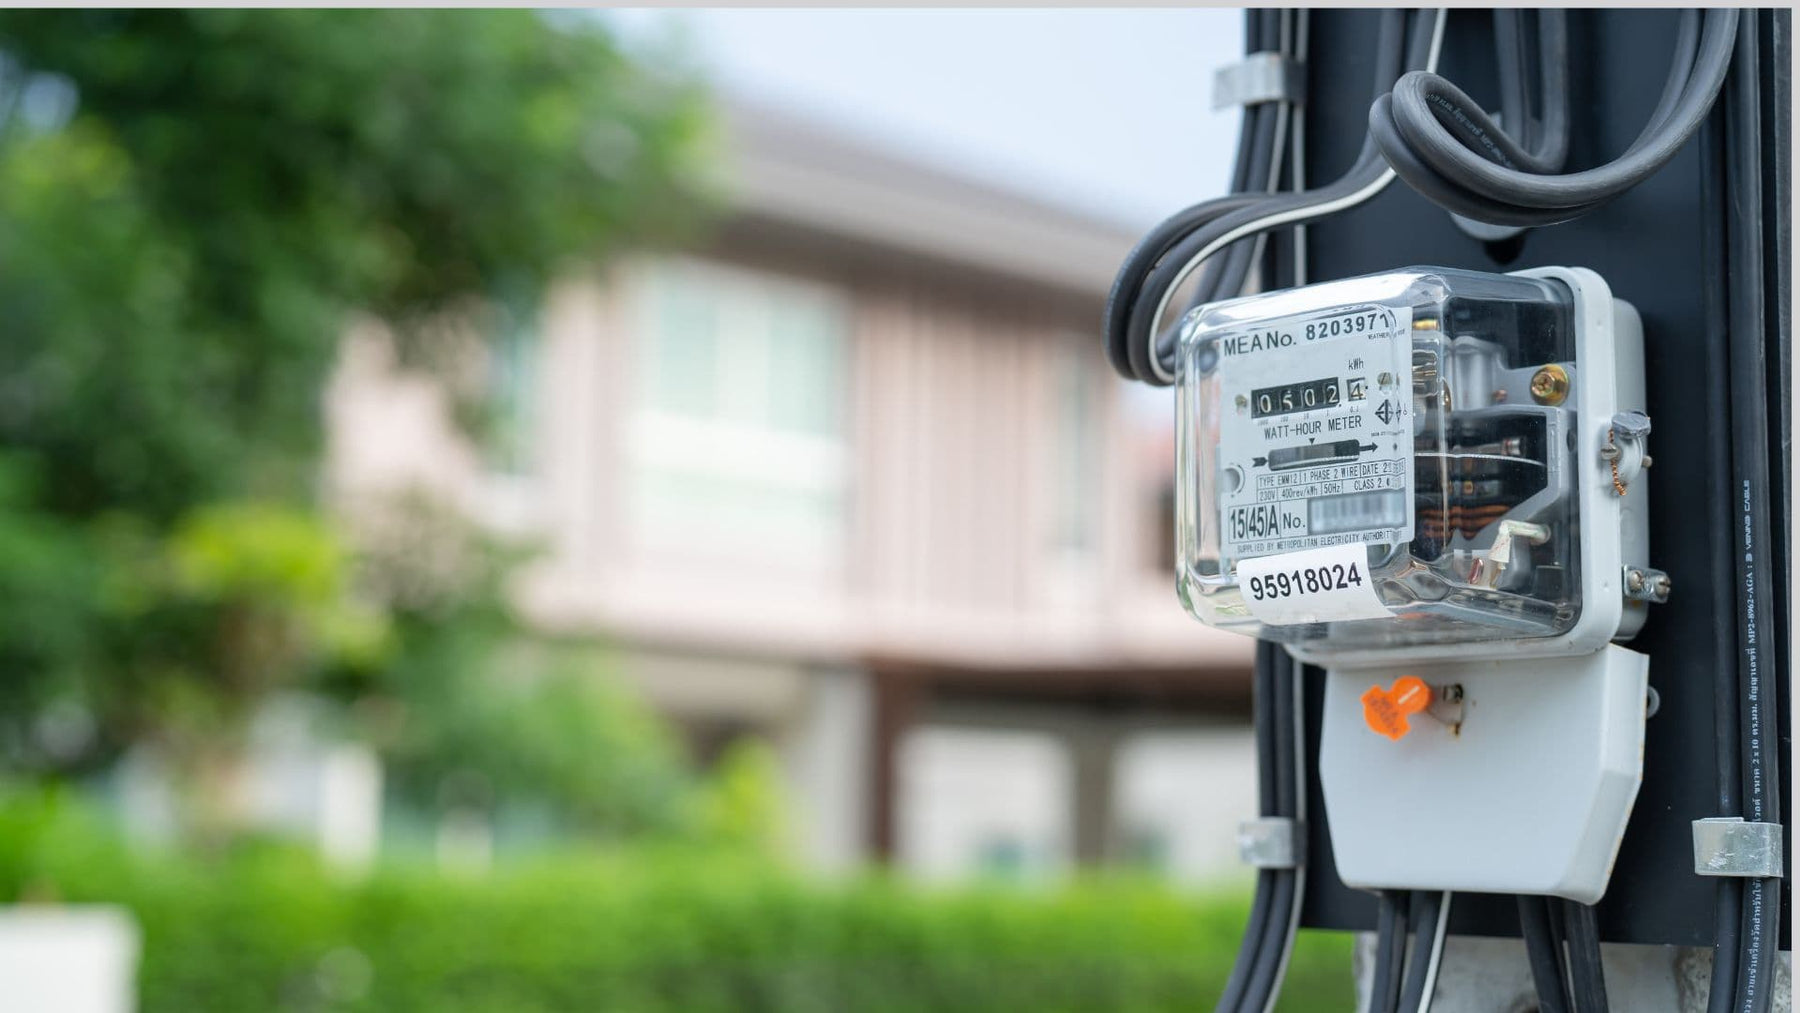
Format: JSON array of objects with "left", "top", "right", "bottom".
[
  {"left": 1237, "top": 816, "right": 1304, "bottom": 869},
  {"left": 1692, "top": 817, "right": 1784, "bottom": 878},
  {"left": 1211, "top": 52, "right": 1304, "bottom": 111}
]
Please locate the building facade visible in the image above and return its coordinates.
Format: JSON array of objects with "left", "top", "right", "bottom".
[{"left": 325, "top": 102, "right": 1255, "bottom": 882}]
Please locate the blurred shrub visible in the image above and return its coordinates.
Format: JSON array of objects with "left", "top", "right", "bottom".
[
  {"left": 690, "top": 739, "right": 790, "bottom": 857},
  {"left": 0, "top": 790, "right": 1354, "bottom": 1012},
  {"left": 333, "top": 495, "right": 707, "bottom": 846}
]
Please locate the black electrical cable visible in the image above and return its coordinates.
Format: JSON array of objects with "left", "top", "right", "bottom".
[
  {"left": 1530, "top": 896, "right": 1574, "bottom": 1008},
  {"left": 1142, "top": 7, "right": 1429, "bottom": 376},
  {"left": 1216, "top": 642, "right": 1281, "bottom": 1012},
  {"left": 1698, "top": 59, "right": 1745, "bottom": 1013},
  {"left": 1396, "top": 891, "right": 1449, "bottom": 1013},
  {"left": 1239, "top": 860, "right": 1297, "bottom": 1013},
  {"left": 1492, "top": 10, "right": 1532, "bottom": 154},
  {"left": 1722, "top": 12, "right": 1783, "bottom": 1013},
  {"left": 1492, "top": 8, "right": 1570, "bottom": 173},
  {"left": 1759, "top": 12, "right": 1792, "bottom": 708},
  {"left": 1204, "top": 8, "right": 1289, "bottom": 302},
  {"left": 1159, "top": 9, "right": 1300, "bottom": 367},
  {"left": 1200, "top": 20, "right": 1311, "bottom": 1010},
  {"left": 1132, "top": 9, "right": 1416, "bottom": 380},
  {"left": 1371, "top": 9, "right": 1736, "bottom": 227},
  {"left": 1190, "top": 10, "right": 1276, "bottom": 313},
  {"left": 1237, "top": 644, "right": 1299, "bottom": 1013},
  {"left": 1367, "top": 890, "right": 1409, "bottom": 1013},
  {"left": 1560, "top": 901, "right": 1609, "bottom": 1013},
  {"left": 1518, "top": 896, "right": 1572, "bottom": 1013},
  {"left": 1103, "top": 7, "right": 1421, "bottom": 385},
  {"left": 1230, "top": 8, "right": 1269, "bottom": 194},
  {"left": 1402, "top": 891, "right": 1431, "bottom": 986}
]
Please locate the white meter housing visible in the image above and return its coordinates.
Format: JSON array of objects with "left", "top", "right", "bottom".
[
  {"left": 1176, "top": 266, "right": 1652, "bottom": 667},
  {"left": 1175, "top": 267, "right": 1658, "bottom": 903}
]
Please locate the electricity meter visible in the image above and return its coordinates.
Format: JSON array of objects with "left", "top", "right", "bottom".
[
  {"left": 1177, "top": 266, "right": 1660, "bottom": 901},
  {"left": 1175, "top": 266, "right": 1655, "bottom": 666}
]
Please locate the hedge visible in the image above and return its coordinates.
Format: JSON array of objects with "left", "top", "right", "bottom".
[{"left": 0, "top": 799, "right": 1354, "bottom": 1011}]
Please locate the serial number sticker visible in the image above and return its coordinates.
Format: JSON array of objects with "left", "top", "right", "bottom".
[{"left": 1237, "top": 543, "right": 1391, "bottom": 625}]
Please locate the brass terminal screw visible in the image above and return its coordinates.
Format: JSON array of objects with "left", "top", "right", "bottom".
[{"left": 1529, "top": 364, "right": 1570, "bottom": 406}]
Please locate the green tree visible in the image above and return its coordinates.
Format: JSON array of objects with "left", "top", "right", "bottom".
[{"left": 0, "top": 11, "right": 708, "bottom": 792}]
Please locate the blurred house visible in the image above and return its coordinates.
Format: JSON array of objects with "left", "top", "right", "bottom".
[{"left": 325, "top": 100, "right": 1256, "bottom": 883}]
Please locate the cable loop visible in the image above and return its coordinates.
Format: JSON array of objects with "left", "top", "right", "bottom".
[{"left": 1103, "top": 9, "right": 1740, "bottom": 387}]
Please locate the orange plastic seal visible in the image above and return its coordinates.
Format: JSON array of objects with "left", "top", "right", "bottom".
[{"left": 1361, "top": 676, "right": 1432, "bottom": 741}]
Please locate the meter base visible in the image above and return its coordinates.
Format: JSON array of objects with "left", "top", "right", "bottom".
[{"left": 1319, "top": 644, "right": 1648, "bottom": 904}]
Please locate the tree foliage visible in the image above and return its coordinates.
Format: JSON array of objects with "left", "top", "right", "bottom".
[
  {"left": 0, "top": 11, "right": 708, "bottom": 792},
  {"left": 0, "top": 9, "right": 704, "bottom": 515}
]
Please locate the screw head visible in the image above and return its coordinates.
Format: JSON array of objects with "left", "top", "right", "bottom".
[{"left": 1530, "top": 364, "right": 1570, "bottom": 405}]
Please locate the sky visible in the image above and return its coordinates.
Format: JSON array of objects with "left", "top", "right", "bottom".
[{"left": 599, "top": 9, "right": 1246, "bottom": 231}]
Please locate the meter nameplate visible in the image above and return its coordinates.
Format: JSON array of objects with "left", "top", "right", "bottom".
[
  {"left": 1214, "top": 304, "right": 1414, "bottom": 559},
  {"left": 1239, "top": 544, "right": 1391, "bottom": 625}
]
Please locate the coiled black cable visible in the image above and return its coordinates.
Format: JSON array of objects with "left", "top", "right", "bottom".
[
  {"left": 1370, "top": 9, "right": 1738, "bottom": 227},
  {"left": 1103, "top": 9, "right": 1432, "bottom": 386},
  {"left": 1105, "top": 9, "right": 1741, "bottom": 386}
]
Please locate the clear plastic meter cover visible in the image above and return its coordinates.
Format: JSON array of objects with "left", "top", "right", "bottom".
[{"left": 1175, "top": 268, "right": 1579, "bottom": 650}]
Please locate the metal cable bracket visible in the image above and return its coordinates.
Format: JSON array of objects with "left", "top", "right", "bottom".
[
  {"left": 1212, "top": 52, "right": 1305, "bottom": 111},
  {"left": 1692, "top": 817, "right": 1784, "bottom": 878},
  {"left": 1238, "top": 816, "right": 1304, "bottom": 869}
]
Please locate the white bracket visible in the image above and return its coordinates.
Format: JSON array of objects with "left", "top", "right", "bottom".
[
  {"left": 1212, "top": 53, "right": 1304, "bottom": 111},
  {"left": 1237, "top": 816, "right": 1303, "bottom": 869},
  {"left": 1693, "top": 817, "right": 1785, "bottom": 878}
]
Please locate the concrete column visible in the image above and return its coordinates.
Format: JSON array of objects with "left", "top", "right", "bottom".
[
  {"left": 1068, "top": 725, "right": 1121, "bottom": 866},
  {"left": 780, "top": 666, "right": 873, "bottom": 871}
]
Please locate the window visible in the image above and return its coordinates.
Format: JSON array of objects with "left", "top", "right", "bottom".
[{"left": 626, "top": 259, "right": 850, "bottom": 575}]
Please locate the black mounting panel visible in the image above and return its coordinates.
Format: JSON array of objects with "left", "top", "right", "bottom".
[{"left": 1289, "top": 8, "right": 1791, "bottom": 946}]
